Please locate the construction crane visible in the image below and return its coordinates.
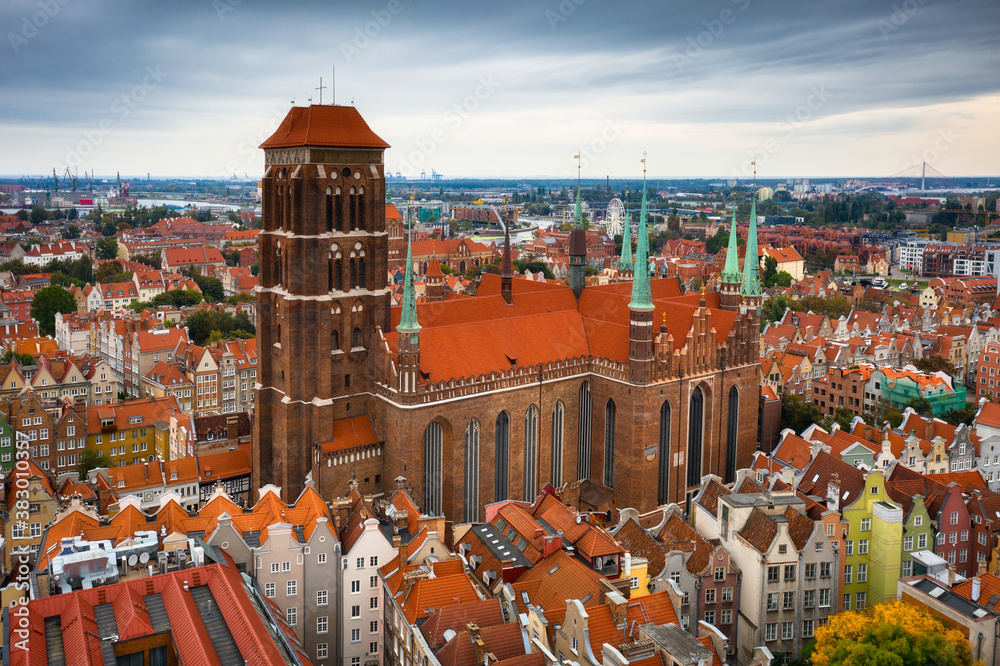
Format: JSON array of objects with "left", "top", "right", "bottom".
[
  {"left": 63, "top": 167, "right": 78, "bottom": 192},
  {"left": 85, "top": 170, "right": 94, "bottom": 192},
  {"left": 52, "top": 168, "right": 59, "bottom": 192}
]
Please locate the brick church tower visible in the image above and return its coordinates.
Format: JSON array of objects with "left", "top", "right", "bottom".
[{"left": 253, "top": 105, "right": 391, "bottom": 501}]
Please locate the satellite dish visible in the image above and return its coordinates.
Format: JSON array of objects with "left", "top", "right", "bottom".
[
  {"left": 139, "top": 552, "right": 149, "bottom": 564},
  {"left": 128, "top": 554, "right": 138, "bottom": 567}
]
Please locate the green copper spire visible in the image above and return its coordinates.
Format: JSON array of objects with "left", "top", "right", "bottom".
[
  {"left": 629, "top": 167, "right": 653, "bottom": 310},
  {"left": 398, "top": 221, "right": 420, "bottom": 332},
  {"left": 573, "top": 186, "right": 583, "bottom": 228},
  {"left": 617, "top": 212, "right": 634, "bottom": 272},
  {"left": 721, "top": 206, "right": 741, "bottom": 284},
  {"left": 740, "top": 196, "right": 762, "bottom": 298}
]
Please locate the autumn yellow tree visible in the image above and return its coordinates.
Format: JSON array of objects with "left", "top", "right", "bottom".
[{"left": 811, "top": 600, "right": 982, "bottom": 666}]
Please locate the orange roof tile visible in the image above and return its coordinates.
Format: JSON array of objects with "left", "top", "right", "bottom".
[{"left": 260, "top": 105, "right": 390, "bottom": 149}]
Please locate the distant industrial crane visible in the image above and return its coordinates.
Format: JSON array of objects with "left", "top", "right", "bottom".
[
  {"left": 52, "top": 168, "right": 59, "bottom": 192},
  {"left": 63, "top": 167, "right": 78, "bottom": 192}
]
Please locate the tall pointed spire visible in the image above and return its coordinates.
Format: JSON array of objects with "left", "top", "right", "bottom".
[
  {"left": 629, "top": 157, "right": 653, "bottom": 310},
  {"left": 398, "top": 219, "right": 420, "bottom": 331},
  {"left": 573, "top": 185, "right": 584, "bottom": 228},
  {"left": 568, "top": 181, "right": 588, "bottom": 299},
  {"left": 721, "top": 205, "right": 741, "bottom": 285},
  {"left": 500, "top": 210, "right": 513, "bottom": 305},
  {"left": 740, "top": 196, "right": 762, "bottom": 298},
  {"left": 617, "top": 212, "right": 634, "bottom": 272}
]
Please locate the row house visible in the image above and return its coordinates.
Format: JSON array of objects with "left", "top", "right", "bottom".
[
  {"left": 85, "top": 396, "right": 184, "bottom": 466},
  {"left": 0, "top": 290, "right": 36, "bottom": 322},
  {"left": 123, "top": 326, "right": 189, "bottom": 397},
  {"left": 886, "top": 465, "right": 976, "bottom": 578},
  {"left": 87, "top": 280, "right": 141, "bottom": 311},
  {"left": 161, "top": 245, "right": 227, "bottom": 272},
  {"left": 337, "top": 487, "right": 397, "bottom": 666},
  {"left": 97, "top": 441, "right": 248, "bottom": 509},
  {"left": 611, "top": 506, "right": 739, "bottom": 647},
  {"left": 53, "top": 311, "right": 96, "bottom": 354},
  {"left": 0, "top": 394, "right": 88, "bottom": 476},
  {"left": 692, "top": 478, "right": 837, "bottom": 666},
  {"left": 2, "top": 458, "right": 60, "bottom": 570},
  {"left": 220, "top": 265, "right": 259, "bottom": 297},
  {"left": 21, "top": 239, "right": 89, "bottom": 266}
]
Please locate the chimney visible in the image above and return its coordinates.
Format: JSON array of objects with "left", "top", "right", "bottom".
[
  {"left": 623, "top": 552, "right": 632, "bottom": 578},
  {"left": 972, "top": 577, "right": 982, "bottom": 602},
  {"left": 979, "top": 557, "right": 988, "bottom": 578},
  {"left": 398, "top": 537, "right": 407, "bottom": 572},
  {"left": 541, "top": 534, "right": 561, "bottom": 560},
  {"left": 468, "top": 623, "right": 486, "bottom": 665},
  {"left": 948, "top": 563, "right": 957, "bottom": 587},
  {"left": 925, "top": 419, "right": 934, "bottom": 441},
  {"left": 606, "top": 592, "right": 627, "bottom": 629},
  {"left": 827, "top": 473, "right": 841, "bottom": 513}
]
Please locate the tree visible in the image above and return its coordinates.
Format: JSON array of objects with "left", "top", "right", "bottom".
[
  {"left": 705, "top": 227, "right": 729, "bottom": 255},
  {"left": 72, "top": 255, "right": 93, "bottom": 283},
  {"left": 30, "top": 285, "right": 77, "bottom": 336},
  {"left": 915, "top": 355, "right": 958, "bottom": 376},
  {"left": 1, "top": 351, "right": 35, "bottom": 365},
  {"left": 905, "top": 396, "right": 933, "bottom": 416},
  {"left": 95, "top": 260, "right": 124, "bottom": 283},
  {"left": 944, "top": 405, "right": 977, "bottom": 426},
  {"left": 95, "top": 237, "right": 119, "bottom": 260},
  {"left": 780, "top": 394, "right": 825, "bottom": 435},
  {"left": 512, "top": 260, "right": 554, "bottom": 280},
  {"left": 770, "top": 271, "right": 791, "bottom": 288},
  {"left": 811, "top": 600, "right": 977, "bottom": 666},
  {"left": 193, "top": 275, "right": 224, "bottom": 303},
  {"left": 762, "top": 255, "right": 778, "bottom": 287},
  {"left": 62, "top": 224, "right": 81, "bottom": 240},
  {"left": 77, "top": 449, "right": 113, "bottom": 477}
]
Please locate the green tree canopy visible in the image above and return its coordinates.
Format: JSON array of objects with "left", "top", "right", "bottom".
[
  {"left": 95, "top": 237, "right": 119, "bottom": 260},
  {"left": 780, "top": 394, "right": 825, "bottom": 435},
  {"left": 1, "top": 351, "right": 35, "bottom": 366},
  {"left": 914, "top": 355, "right": 958, "bottom": 376},
  {"left": 62, "top": 224, "right": 81, "bottom": 240},
  {"left": 193, "top": 275, "right": 224, "bottom": 303},
  {"left": 77, "top": 449, "right": 113, "bottom": 477},
  {"left": 30, "top": 284, "right": 77, "bottom": 336}
]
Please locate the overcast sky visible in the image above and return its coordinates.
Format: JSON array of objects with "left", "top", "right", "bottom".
[{"left": 2, "top": 0, "right": 998, "bottom": 180}]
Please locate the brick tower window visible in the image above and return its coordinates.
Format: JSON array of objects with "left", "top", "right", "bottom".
[
  {"left": 352, "top": 327, "right": 361, "bottom": 348},
  {"left": 358, "top": 258, "right": 366, "bottom": 289},
  {"left": 331, "top": 329, "right": 339, "bottom": 351},
  {"left": 325, "top": 187, "right": 334, "bottom": 233}
]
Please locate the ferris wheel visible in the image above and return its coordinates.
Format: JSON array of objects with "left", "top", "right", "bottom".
[{"left": 605, "top": 198, "right": 625, "bottom": 236}]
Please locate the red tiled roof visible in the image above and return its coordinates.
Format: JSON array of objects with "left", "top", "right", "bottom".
[
  {"left": 260, "top": 105, "right": 390, "bottom": 149},
  {"left": 318, "top": 414, "right": 380, "bottom": 453}
]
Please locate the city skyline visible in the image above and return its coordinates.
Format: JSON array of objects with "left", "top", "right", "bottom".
[{"left": 1, "top": 0, "right": 998, "bottom": 179}]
